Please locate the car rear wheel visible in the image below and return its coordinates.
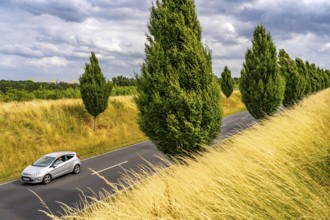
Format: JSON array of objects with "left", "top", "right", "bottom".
[
  {"left": 73, "top": 164, "right": 80, "bottom": 174},
  {"left": 43, "top": 174, "right": 52, "bottom": 184}
]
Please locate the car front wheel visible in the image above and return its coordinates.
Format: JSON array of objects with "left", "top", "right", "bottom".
[
  {"left": 73, "top": 164, "right": 80, "bottom": 174},
  {"left": 43, "top": 174, "right": 52, "bottom": 184}
]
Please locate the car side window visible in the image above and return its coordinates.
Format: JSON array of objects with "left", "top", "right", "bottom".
[
  {"left": 60, "top": 156, "right": 66, "bottom": 162},
  {"left": 54, "top": 156, "right": 65, "bottom": 166},
  {"left": 66, "top": 154, "right": 74, "bottom": 161}
]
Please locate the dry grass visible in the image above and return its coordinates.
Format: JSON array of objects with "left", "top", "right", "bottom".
[
  {"left": 57, "top": 89, "right": 330, "bottom": 220},
  {"left": 0, "top": 96, "right": 145, "bottom": 182},
  {"left": 222, "top": 90, "right": 246, "bottom": 116},
  {"left": 0, "top": 92, "right": 245, "bottom": 183}
]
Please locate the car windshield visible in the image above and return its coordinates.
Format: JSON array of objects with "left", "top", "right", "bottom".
[{"left": 32, "top": 156, "right": 56, "bottom": 167}]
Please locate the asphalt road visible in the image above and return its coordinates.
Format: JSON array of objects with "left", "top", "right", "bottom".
[{"left": 0, "top": 111, "right": 257, "bottom": 220}]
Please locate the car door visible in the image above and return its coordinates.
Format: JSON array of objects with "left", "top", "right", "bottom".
[
  {"left": 50, "top": 156, "right": 68, "bottom": 178},
  {"left": 64, "top": 154, "right": 75, "bottom": 174},
  {"left": 62, "top": 154, "right": 74, "bottom": 174}
]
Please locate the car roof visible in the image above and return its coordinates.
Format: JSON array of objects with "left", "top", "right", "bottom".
[{"left": 45, "top": 151, "right": 76, "bottom": 158}]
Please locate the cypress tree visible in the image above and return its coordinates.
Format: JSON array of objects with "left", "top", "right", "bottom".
[
  {"left": 278, "top": 49, "right": 305, "bottom": 107},
  {"left": 324, "top": 70, "right": 328, "bottom": 88},
  {"left": 305, "top": 62, "right": 312, "bottom": 93},
  {"left": 220, "top": 66, "right": 235, "bottom": 99},
  {"left": 135, "top": 0, "right": 222, "bottom": 156},
  {"left": 324, "top": 69, "right": 329, "bottom": 89},
  {"left": 239, "top": 25, "right": 285, "bottom": 119},
  {"left": 295, "top": 58, "right": 310, "bottom": 96},
  {"left": 79, "top": 52, "right": 112, "bottom": 131},
  {"left": 317, "top": 67, "right": 327, "bottom": 90},
  {"left": 306, "top": 62, "right": 319, "bottom": 93},
  {"left": 325, "top": 70, "right": 330, "bottom": 88}
]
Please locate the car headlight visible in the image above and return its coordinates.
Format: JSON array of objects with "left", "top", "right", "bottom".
[{"left": 34, "top": 171, "right": 42, "bottom": 176}]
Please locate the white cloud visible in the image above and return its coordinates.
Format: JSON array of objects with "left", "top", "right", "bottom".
[
  {"left": 27, "top": 56, "right": 68, "bottom": 67},
  {"left": 323, "top": 43, "right": 330, "bottom": 50},
  {"left": 0, "top": 55, "right": 19, "bottom": 67},
  {"left": 198, "top": 13, "right": 251, "bottom": 76}
]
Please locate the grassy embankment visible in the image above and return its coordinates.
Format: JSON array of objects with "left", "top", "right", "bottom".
[
  {"left": 222, "top": 89, "right": 246, "bottom": 116},
  {"left": 0, "top": 91, "right": 244, "bottom": 183},
  {"left": 55, "top": 89, "right": 330, "bottom": 219},
  {"left": 0, "top": 97, "right": 144, "bottom": 182}
]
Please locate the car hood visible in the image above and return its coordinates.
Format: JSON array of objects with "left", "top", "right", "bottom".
[{"left": 22, "top": 165, "right": 47, "bottom": 175}]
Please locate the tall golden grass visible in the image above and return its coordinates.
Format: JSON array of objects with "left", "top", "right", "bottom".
[
  {"left": 222, "top": 90, "right": 246, "bottom": 116},
  {"left": 0, "top": 97, "right": 145, "bottom": 182},
  {"left": 56, "top": 89, "right": 330, "bottom": 219}
]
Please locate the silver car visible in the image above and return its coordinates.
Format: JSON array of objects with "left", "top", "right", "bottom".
[{"left": 21, "top": 151, "right": 81, "bottom": 184}]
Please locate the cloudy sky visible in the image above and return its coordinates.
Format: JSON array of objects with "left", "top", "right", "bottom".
[{"left": 0, "top": 0, "right": 329, "bottom": 82}]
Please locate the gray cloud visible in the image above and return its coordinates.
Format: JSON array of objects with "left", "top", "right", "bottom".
[
  {"left": 11, "top": 0, "right": 152, "bottom": 22},
  {"left": 1, "top": 44, "right": 44, "bottom": 58},
  {"left": 11, "top": 0, "right": 95, "bottom": 22}
]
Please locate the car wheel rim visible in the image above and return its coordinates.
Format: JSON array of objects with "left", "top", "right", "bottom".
[
  {"left": 44, "top": 175, "right": 51, "bottom": 184},
  {"left": 74, "top": 165, "right": 80, "bottom": 173}
]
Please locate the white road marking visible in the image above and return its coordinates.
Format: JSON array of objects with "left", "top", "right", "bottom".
[
  {"left": 91, "top": 161, "right": 128, "bottom": 175},
  {"left": 241, "top": 116, "right": 249, "bottom": 120}
]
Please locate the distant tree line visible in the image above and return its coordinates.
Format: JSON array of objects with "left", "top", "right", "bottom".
[
  {"left": 0, "top": 76, "right": 137, "bottom": 102},
  {"left": 111, "top": 75, "right": 137, "bottom": 96},
  {"left": 0, "top": 80, "right": 79, "bottom": 93},
  {"left": 0, "top": 80, "right": 80, "bottom": 102},
  {"left": 112, "top": 75, "right": 136, "bottom": 86}
]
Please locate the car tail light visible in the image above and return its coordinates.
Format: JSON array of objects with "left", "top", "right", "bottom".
[{"left": 76, "top": 154, "right": 80, "bottom": 159}]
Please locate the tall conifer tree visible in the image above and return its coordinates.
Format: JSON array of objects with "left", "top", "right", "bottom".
[
  {"left": 308, "top": 63, "right": 320, "bottom": 93},
  {"left": 318, "top": 68, "right": 327, "bottom": 90},
  {"left": 220, "top": 66, "right": 234, "bottom": 99},
  {"left": 79, "top": 52, "right": 112, "bottom": 131},
  {"left": 278, "top": 49, "right": 305, "bottom": 107},
  {"left": 135, "top": 0, "right": 222, "bottom": 156},
  {"left": 295, "top": 58, "right": 311, "bottom": 96},
  {"left": 325, "top": 70, "right": 330, "bottom": 88},
  {"left": 240, "top": 25, "right": 285, "bottom": 119}
]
